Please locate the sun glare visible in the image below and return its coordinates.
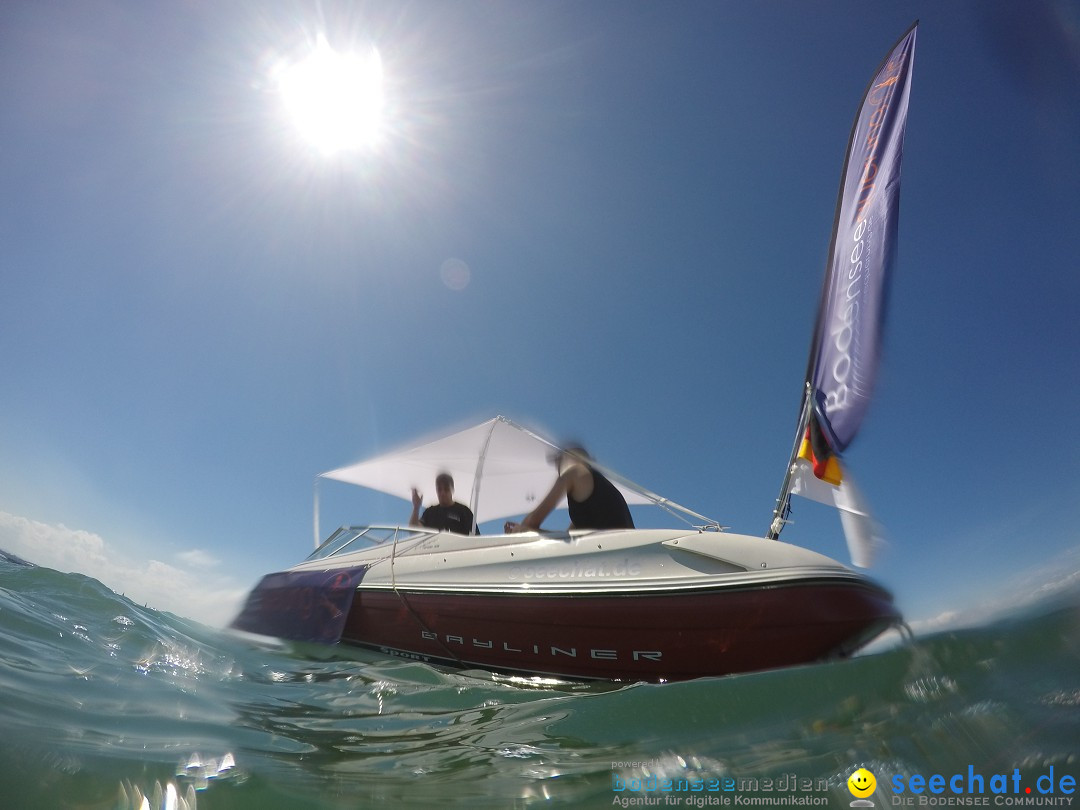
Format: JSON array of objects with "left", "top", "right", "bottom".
[{"left": 276, "top": 37, "right": 385, "bottom": 155}]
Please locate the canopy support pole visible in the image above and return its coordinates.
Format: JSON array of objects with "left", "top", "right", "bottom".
[{"left": 468, "top": 417, "right": 500, "bottom": 534}]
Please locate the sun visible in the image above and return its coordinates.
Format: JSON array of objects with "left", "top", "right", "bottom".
[{"left": 275, "top": 36, "right": 385, "bottom": 155}]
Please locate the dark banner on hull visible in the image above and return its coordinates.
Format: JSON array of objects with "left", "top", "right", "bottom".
[
  {"left": 231, "top": 566, "right": 367, "bottom": 643},
  {"left": 808, "top": 24, "right": 917, "bottom": 453}
]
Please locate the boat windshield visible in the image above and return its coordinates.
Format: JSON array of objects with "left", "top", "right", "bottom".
[{"left": 306, "top": 525, "right": 436, "bottom": 562}]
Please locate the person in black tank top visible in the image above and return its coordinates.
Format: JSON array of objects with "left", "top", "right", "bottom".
[
  {"left": 505, "top": 445, "right": 634, "bottom": 533},
  {"left": 566, "top": 466, "right": 634, "bottom": 529}
]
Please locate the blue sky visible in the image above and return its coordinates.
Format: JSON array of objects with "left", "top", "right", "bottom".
[{"left": 2, "top": 1, "right": 1078, "bottom": 630}]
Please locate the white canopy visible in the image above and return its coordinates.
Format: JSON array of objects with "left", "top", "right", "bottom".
[{"left": 319, "top": 415, "right": 715, "bottom": 527}]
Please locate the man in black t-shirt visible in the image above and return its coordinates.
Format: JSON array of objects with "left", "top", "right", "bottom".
[{"left": 409, "top": 473, "right": 476, "bottom": 534}]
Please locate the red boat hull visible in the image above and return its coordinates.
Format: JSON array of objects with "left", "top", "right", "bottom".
[{"left": 340, "top": 579, "right": 899, "bottom": 682}]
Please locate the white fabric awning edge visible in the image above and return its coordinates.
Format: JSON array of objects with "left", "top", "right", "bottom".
[{"left": 318, "top": 415, "right": 717, "bottom": 528}]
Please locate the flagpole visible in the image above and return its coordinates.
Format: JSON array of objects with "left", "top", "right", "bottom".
[{"left": 767, "top": 384, "right": 813, "bottom": 539}]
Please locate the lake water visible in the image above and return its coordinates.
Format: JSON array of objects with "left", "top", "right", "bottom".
[{"left": 1, "top": 550, "right": 1077, "bottom": 809}]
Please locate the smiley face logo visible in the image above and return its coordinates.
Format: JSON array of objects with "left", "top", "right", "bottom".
[{"left": 848, "top": 768, "right": 877, "bottom": 798}]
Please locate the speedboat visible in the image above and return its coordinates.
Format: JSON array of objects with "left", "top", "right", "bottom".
[
  {"left": 231, "top": 24, "right": 918, "bottom": 682},
  {"left": 232, "top": 417, "right": 900, "bottom": 682}
]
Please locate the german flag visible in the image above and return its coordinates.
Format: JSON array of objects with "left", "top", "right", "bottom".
[
  {"left": 798, "top": 415, "right": 843, "bottom": 486},
  {"left": 789, "top": 428, "right": 881, "bottom": 568}
]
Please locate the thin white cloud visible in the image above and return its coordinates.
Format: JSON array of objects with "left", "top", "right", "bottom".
[
  {"left": 907, "top": 546, "right": 1080, "bottom": 636},
  {"left": 906, "top": 610, "right": 960, "bottom": 636},
  {"left": 0, "top": 510, "right": 246, "bottom": 627},
  {"left": 177, "top": 548, "right": 220, "bottom": 568}
]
